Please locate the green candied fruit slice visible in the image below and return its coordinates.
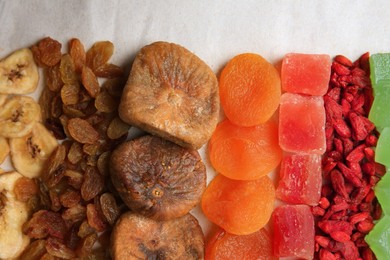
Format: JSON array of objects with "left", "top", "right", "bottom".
[
  {"left": 368, "top": 87, "right": 390, "bottom": 132},
  {"left": 365, "top": 215, "right": 390, "bottom": 260},
  {"left": 374, "top": 172, "right": 390, "bottom": 216},
  {"left": 373, "top": 80, "right": 390, "bottom": 95},
  {"left": 370, "top": 53, "right": 390, "bottom": 86},
  {"left": 375, "top": 127, "right": 390, "bottom": 167}
]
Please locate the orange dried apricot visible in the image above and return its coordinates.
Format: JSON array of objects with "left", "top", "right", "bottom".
[
  {"left": 208, "top": 119, "right": 282, "bottom": 180},
  {"left": 201, "top": 174, "right": 275, "bottom": 235},
  {"left": 219, "top": 53, "right": 281, "bottom": 126},
  {"left": 205, "top": 227, "right": 276, "bottom": 260}
]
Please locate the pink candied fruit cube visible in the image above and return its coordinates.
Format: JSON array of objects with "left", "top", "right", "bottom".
[
  {"left": 273, "top": 204, "right": 315, "bottom": 260},
  {"left": 281, "top": 53, "right": 331, "bottom": 96},
  {"left": 276, "top": 154, "right": 322, "bottom": 205},
  {"left": 279, "top": 93, "right": 326, "bottom": 154}
]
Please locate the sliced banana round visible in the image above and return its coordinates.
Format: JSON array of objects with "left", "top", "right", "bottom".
[
  {"left": 0, "top": 95, "right": 42, "bottom": 138},
  {"left": 0, "top": 48, "right": 39, "bottom": 94},
  {"left": 0, "top": 171, "right": 30, "bottom": 259},
  {"left": 0, "top": 136, "right": 9, "bottom": 164},
  {"left": 10, "top": 122, "right": 58, "bottom": 178}
]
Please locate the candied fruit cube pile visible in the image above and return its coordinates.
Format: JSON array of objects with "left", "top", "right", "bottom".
[{"left": 275, "top": 53, "right": 330, "bottom": 259}]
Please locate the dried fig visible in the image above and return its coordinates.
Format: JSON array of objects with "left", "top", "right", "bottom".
[
  {"left": 110, "top": 135, "right": 206, "bottom": 220},
  {"left": 111, "top": 212, "right": 204, "bottom": 260},
  {"left": 118, "top": 41, "right": 219, "bottom": 149}
]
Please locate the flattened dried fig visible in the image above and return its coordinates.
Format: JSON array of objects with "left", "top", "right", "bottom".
[
  {"left": 110, "top": 135, "right": 206, "bottom": 220},
  {"left": 111, "top": 212, "right": 204, "bottom": 260},
  {"left": 118, "top": 41, "right": 219, "bottom": 149}
]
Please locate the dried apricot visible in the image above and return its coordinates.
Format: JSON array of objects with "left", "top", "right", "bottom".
[
  {"left": 219, "top": 53, "right": 281, "bottom": 126},
  {"left": 201, "top": 174, "right": 275, "bottom": 235},
  {"left": 205, "top": 227, "right": 276, "bottom": 260},
  {"left": 209, "top": 119, "right": 282, "bottom": 180}
]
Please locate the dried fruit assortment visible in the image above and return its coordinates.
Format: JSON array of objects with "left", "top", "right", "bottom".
[{"left": 1, "top": 36, "right": 390, "bottom": 260}]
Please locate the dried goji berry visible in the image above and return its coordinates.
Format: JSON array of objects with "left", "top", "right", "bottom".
[
  {"left": 357, "top": 220, "right": 374, "bottom": 233},
  {"left": 330, "top": 231, "right": 350, "bottom": 242},
  {"left": 330, "top": 170, "right": 349, "bottom": 200},
  {"left": 333, "top": 118, "right": 352, "bottom": 138},
  {"left": 318, "top": 197, "right": 330, "bottom": 209},
  {"left": 334, "top": 55, "right": 353, "bottom": 67}
]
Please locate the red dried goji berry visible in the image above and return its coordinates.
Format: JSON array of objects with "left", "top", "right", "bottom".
[
  {"left": 330, "top": 170, "right": 349, "bottom": 200},
  {"left": 348, "top": 212, "right": 370, "bottom": 225},
  {"left": 315, "top": 235, "right": 331, "bottom": 248},
  {"left": 319, "top": 248, "right": 338, "bottom": 260},
  {"left": 333, "top": 118, "right": 352, "bottom": 138},
  {"left": 351, "top": 183, "right": 371, "bottom": 204},
  {"left": 340, "top": 240, "right": 360, "bottom": 260},
  {"left": 318, "top": 220, "right": 354, "bottom": 235},
  {"left": 364, "top": 147, "right": 375, "bottom": 162},
  {"left": 361, "top": 162, "right": 375, "bottom": 176},
  {"left": 332, "top": 62, "right": 351, "bottom": 76},
  {"left": 333, "top": 138, "right": 343, "bottom": 154},
  {"left": 375, "top": 162, "right": 386, "bottom": 176},
  {"left": 357, "top": 52, "right": 370, "bottom": 75},
  {"left": 346, "top": 144, "right": 365, "bottom": 162},
  {"left": 334, "top": 55, "right": 353, "bottom": 67},
  {"left": 365, "top": 134, "right": 378, "bottom": 147},
  {"left": 338, "top": 162, "right": 362, "bottom": 187},
  {"left": 318, "top": 197, "right": 331, "bottom": 209},
  {"left": 312, "top": 206, "right": 326, "bottom": 217},
  {"left": 325, "top": 87, "right": 341, "bottom": 102},
  {"left": 342, "top": 138, "right": 354, "bottom": 156},
  {"left": 361, "top": 247, "right": 375, "bottom": 260},
  {"left": 330, "top": 231, "right": 350, "bottom": 242}
]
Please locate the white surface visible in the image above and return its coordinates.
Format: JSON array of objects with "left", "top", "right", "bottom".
[{"left": 1, "top": 0, "right": 390, "bottom": 256}]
